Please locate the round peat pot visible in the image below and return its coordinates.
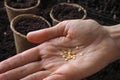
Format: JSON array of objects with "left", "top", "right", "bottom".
[
  {"left": 4, "top": 0, "right": 40, "bottom": 22},
  {"left": 10, "top": 14, "right": 51, "bottom": 53},
  {"left": 50, "top": 3, "right": 87, "bottom": 25}
]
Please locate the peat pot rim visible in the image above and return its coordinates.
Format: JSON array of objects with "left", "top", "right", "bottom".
[
  {"left": 50, "top": 2, "right": 87, "bottom": 23},
  {"left": 10, "top": 14, "right": 51, "bottom": 38},
  {"left": 4, "top": 0, "right": 40, "bottom": 11}
]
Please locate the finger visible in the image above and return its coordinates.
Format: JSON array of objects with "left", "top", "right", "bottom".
[
  {"left": 27, "top": 21, "right": 68, "bottom": 43},
  {"left": 43, "top": 64, "right": 80, "bottom": 80},
  {"left": 21, "top": 71, "right": 51, "bottom": 80},
  {"left": 0, "top": 46, "right": 41, "bottom": 73},
  {"left": 43, "top": 74, "right": 66, "bottom": 80},
  {"left": 0, "top": 61, "right": 43, "bottom": 80}
]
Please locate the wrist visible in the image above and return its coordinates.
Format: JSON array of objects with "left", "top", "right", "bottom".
[
  {"left": 104, "top": 24, "right": 120, "bottom": 59},
  {"left": 104, "top": 24, "right": 120, "bottom": 39}
]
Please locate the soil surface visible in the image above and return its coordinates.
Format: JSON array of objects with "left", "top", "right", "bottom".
[
  {"left": 75, "top": 0, "right": 120, "bottom": 22},
  {"left": 37, "top": 8, "right": 52, "bottom": 25},
  {"left": 0, "top": 8, "right": 16, "bottom": 61},
  {"left": 7, "top": 0, "right": 37, "bottom": 8},
  {"left": 52, "top": 4, "right": 85, "bottom": 21},
  {"left": 15, "top": 17, "right": 50, "bottom": 35},
  {"left": 0, "top": 1, "right": 4, "bottom": 8},
  {"left": 0, "top": 26, "right": 16, "bottom": 61}
]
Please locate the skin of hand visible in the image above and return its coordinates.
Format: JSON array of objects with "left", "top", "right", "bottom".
[
  {"left": 104, "top": 24, "right": 120, "bottom": 49},
  {"left": 0, "top": 19, "right": 120, "bottom": 80}
]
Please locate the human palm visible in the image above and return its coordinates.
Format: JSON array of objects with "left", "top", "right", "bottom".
[{"left": 0, "top": 20, "right": 119, "bottom": 80}]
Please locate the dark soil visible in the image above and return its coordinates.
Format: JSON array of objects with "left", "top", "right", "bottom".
[
  {"left": 15, "top": 17, "right": 50, "bottom": 35},
  {"left": 52, "top": 4, "right": 85, "bottom": 21},
  {"left": 0, "top": 1, "right": 4, "bottom": 8},
  {"left": 37, "top": 8, "right": 52, "bottom": 25},
  {"left": 86, "top": 9, "right": 119, "bottom": 26},
  {"left": 7, "top": 0, "right": 37, "bottom": 8},
  {"left": 40, "top": 0, "right": 58, "bottom": 9},
  {"left": 0, "top": 26, "right": 16, "bottom": 61},
  {"left": 36, "top": 0, "right": 58, "bottom": 25},
  {"left": 0, "top": 9, "right": 16, "bottom": 62},
  {"left": 76, "top": 0, "right": 120, "bottom": 22}
]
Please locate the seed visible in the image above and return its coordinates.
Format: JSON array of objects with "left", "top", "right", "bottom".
[
  {"left": 67, "top": 56, "right": 71, "bottom": 59},
  {"left": 72, "top": 56, "right": 76, "bottom": 59},
  {"left": 62, "top": 50, "right": 67, "bottom": 54},
  {"left": 68, "top": 51, "right": 71, "bottom": 55},
  {"left": 80, "top": 52, "right": 84, "bottom": 56},
  {"left": 75, "top": 46, "right": 80, "bottom": 50},
  {"left": 62, "top": 55, "right": 66, "bottom": 58},
  {"left": 65, "top": 58, "right": 69, "bottom": 61},
  {"left": 60, "top": 52, "right": 64, "bottom": 55},
  {"left": 68, "top": 48, "right": 72, "bottom": 52},
  {"left": 60, "top": 46, "right": 80, "bottom": 61}
]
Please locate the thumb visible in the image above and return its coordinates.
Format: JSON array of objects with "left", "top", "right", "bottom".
[
  {"left": 27, "top": 21, "right": 68, "bottom": 44},
  {"left": 43, "top": 64, "right": 81, "bottom": 80}
]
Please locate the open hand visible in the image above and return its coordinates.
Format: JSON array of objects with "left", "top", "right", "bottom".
[{"left": 0, "top": 19, "right": 119, "bottom": 80}]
